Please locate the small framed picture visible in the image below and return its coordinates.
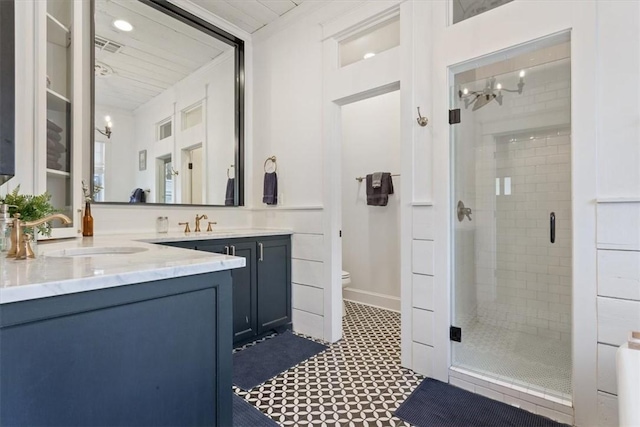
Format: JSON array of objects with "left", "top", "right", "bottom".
[{"left": 139, "top": 150, "right": 147, "bottom": 171}]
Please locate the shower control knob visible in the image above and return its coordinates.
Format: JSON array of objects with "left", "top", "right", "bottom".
[{"left": 457, "top": 200, "right": 473, "bottom": 222}]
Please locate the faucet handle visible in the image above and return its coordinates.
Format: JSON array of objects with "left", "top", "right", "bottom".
[
  {"left": 206, "top": 221, "right": 217, "bottom": 232},
  {"left": 178, "top": 222, "right": 191, "bottom": 233}
]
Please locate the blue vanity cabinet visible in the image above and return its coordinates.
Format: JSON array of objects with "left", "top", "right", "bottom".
[
  {"left": 0, "top": 272, "right": 233, "bottom": 427},
  {"left": 161, "top": 235, "right": 292, "bottom": 345}
]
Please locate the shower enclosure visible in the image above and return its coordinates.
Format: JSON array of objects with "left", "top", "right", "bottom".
[{"left": 450, "top": 38, "right": 572, "bottom": 401}]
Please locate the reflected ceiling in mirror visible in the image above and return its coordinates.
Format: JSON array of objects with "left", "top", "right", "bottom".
[{"left": 91, "top": 0, "right": 244, "bottom": 206}]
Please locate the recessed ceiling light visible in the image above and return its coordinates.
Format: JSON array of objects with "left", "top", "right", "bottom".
[
  {"left": 113, "top": 19, "right": 133, "bottom": 32},
  {"left": 363, "top": 52, "right": 376, "bottom": 60}
]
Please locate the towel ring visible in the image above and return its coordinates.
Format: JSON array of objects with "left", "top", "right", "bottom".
[
  {"left": 227, "top": 165, "right": 234, "bottom": 179},
  {"left": 264, "top": 156, "right": 277, "bottom": 173}
]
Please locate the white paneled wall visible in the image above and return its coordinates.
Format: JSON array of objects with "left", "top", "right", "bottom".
[
  {"left": 411, "top": 205, "right": 434, "bottom": 376},
  {"left": 253, "top": 208, "right": 326, "bottom": 340},
  {"left": 595, "top": 202, "right": 640, "bottom": 426}
]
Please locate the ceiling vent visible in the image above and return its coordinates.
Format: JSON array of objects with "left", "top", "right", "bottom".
[{"left": 95, "top": 35, "right": 123, "bottom": 54}]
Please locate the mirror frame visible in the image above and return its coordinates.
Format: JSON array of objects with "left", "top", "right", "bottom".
[{"left": 90, "top": 0, "right": 245, "bottom": 206}]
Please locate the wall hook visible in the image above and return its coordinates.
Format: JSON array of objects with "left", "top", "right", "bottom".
[{"left": 416, "top": 107, "right": 428, "bottom": 127}]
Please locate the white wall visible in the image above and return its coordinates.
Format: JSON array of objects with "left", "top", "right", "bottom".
[
  {"left": 341, "top": 90, "right": 401, "bottom": 308},
  {"left": 251, "top": 14, "right": 324, "bottom": 208},
  {"left": 94, "top": 105, "right": 136, "bottom": 202}
]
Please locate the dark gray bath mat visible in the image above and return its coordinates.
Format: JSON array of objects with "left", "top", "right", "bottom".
[
  {"left": 395, "top": 378, "right": 570, "bottom": 427},
  {"left": 233, "top": 331, "right": 327, "bottom": 391},
  {"left": 233, "top": 394, "right": 278, "bottom": 427}
]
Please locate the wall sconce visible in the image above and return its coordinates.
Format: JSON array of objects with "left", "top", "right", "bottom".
[{"left": 96, "top": 116, "right": 112, "bottom": 139}]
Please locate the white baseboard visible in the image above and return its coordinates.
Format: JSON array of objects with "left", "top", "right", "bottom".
[{"left": 343, "top": 287, "right": 400, "bottom": 312}]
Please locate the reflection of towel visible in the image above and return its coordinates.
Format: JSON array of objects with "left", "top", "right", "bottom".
[
  {"left": 225, "top": 178, "right": 235, "bottom": 206},
  {"left": 366, "top": 173, "right": 394, "bottom": 206},
  {"left": 262, "top": 172, "right": 278, "bottom": 205},
  {"left": 129, "top": 188, "right": 146, "bottom": 203},
  {"left": 47, "top": 129, "right": 61, "bottom": 141},
  {"left": 47, "top": 119, "right": 63, "bottom": 133},
  {"left": 47, "top": 138, "right": 66, "bottom": 153},
  {"left": 372, "top": 172, "right": 383, "bottom": 188}
]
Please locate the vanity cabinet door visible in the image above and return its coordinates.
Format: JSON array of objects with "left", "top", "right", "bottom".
[
  {"left": 198, "top": 241, "right": 258, "bottom": 344},
  {"left": 256, "top": 238, "right": 291, "bottom": 334}
]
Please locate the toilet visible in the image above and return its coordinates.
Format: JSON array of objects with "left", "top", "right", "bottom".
[{"left": 341, "top": 270, "right": 351, "bottom": 316}]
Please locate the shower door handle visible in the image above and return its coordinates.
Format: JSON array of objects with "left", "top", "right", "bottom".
[{"left": 550, "top": 212, "right": 556, "bottom": 244}]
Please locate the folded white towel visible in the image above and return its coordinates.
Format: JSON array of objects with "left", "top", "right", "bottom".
[{"left": 372, "top": 172, "right": 383, "bottom": 188}]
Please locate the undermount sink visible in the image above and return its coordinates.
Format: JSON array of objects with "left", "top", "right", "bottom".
[{"left": 45, "top": 246, "right": 149, "bottom": 258}]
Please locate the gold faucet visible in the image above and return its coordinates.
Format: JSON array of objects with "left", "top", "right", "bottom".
[
  {"left": 7, "top": 213, "right": 72, "bottom": 260},
  {"left": 195, "top": 214, "right": 208, "bottom": 232},
  {"left": 206, "top": 221, "right": 217, "bottom": 232},
  {"left": 179, "top": 222, "right": 191, "bottom": 233}
]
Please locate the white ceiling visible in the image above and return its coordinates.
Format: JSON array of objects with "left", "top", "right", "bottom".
[
  {"left": 95, "top": 0, "right": 308, "bottom": 112},
  {"left": 190, "top": 0, "right": 306, "bottom": 34},
  {"left": 95, "top": 0, "right": 233, "bottom": 112}
]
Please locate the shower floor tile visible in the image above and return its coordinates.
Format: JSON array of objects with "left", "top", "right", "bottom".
[
  {"left": 233, "top": 301, "right": 424, "bottom": 426},
  {"left": 453, "top": 320, "right": 572, "bottom": 398}
]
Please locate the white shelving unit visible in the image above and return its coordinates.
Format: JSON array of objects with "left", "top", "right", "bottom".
[{"left": 34, "top": 0, "right": 84, "bottom": 239}]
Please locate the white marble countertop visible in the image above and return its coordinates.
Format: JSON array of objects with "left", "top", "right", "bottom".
[
  {"left": 130, "top": 228, "right": 292, "bottom": 243},
  {"left": 0, "top": 229, "right": 290, "bottom": 305}
]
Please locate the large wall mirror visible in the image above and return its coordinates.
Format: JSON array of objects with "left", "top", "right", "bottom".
[{"left": 91, "top": 0, "right": 244, "bottom": 206}]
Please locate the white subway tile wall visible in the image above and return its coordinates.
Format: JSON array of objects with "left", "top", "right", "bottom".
[{"left": 475, "top": 130, "right": 572, "bottom": 342}]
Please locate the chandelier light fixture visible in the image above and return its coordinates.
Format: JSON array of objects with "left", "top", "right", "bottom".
[{"left": 459, "top": 70, "right": 525, "bottom": 111}]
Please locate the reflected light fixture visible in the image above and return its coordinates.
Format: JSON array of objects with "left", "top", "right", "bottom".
[
  {"left": 363, "top": 52, "right": 376, "bottom": 59},
  {"left": 96, "top": 116, "right": 112, "bottom": 139},
  {"left": 113, "top": 19, "right": 133, "bottom": 32},
  {"left": 458, "top": 70, "right": 525, "bottom": 111}
]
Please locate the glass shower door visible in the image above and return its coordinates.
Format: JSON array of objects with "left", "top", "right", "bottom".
[{"left": 450, "top": 40, "right": 572, "bottom": 401}]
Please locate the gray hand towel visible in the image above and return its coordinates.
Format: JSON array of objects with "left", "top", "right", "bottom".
[
  {"left": 366, "top": 172, "right": 394, "bottom": 206},
  {"left": 372, "top": 172, "right": 383, "bottom": 188},
  {"left": 263, "top": 172, "right": 278, "bottom": 205},
  {"left": 225, "top": 178, "right": 235, "bottom": 206}
]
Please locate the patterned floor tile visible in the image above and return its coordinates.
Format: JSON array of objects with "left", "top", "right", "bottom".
[{"left": 233, "top": 301, "right": 424, "bottom": 426}]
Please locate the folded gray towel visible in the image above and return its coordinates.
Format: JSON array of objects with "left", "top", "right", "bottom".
[
  {"left": 225, "top": 178, "right": 235, "bottom": 206},
  {"left": 366, "top": 172, "right": 394, "bottom": 206},
  {"left": 47, "top": 129, "right": 61, "bottom": 142},
  {"left": 372, "top": 172, "right": 383, "bottom": 188},
  {"left": 263, "top": 172, "right": 278, "bottom": 205},
  {"left": 47, "top": 119, "right": 63, "bottom": 133}
]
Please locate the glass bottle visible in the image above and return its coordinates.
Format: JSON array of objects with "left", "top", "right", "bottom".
[
  {"left": 156, "top": 216, "right": 169, "bottom": 233},
  {"left": 82, "top": 201, "right": 94, "bottom": 237}
]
